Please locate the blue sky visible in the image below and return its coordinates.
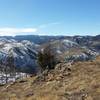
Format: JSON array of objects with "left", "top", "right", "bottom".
[{"left": 0, "top": 0, "right": 100, "bottom": 36}]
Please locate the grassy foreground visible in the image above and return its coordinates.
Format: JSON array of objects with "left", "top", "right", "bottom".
[{"left": 0, "top": 56, "right": 100, "bottom": 100}]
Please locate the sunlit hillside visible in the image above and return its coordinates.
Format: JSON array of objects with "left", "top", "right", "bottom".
[{"left": 0, "top": 56, "right": 100, "bottom": 100}]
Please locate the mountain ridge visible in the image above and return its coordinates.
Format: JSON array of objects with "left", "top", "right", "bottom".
[{"left": 0, "top": 35, "right": 99, "bottom": 73}]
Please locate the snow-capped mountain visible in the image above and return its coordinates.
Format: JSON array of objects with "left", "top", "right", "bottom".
[
  {"left": 0, "top": 38, "right": 39, "bottom": 73},
  {"left": 40, "top": 39, "right": 79, "bottom": 54},
  {"left": 39, "top": 38, "right": 99, "bottom": 62},
  {"left": 0, "top": 35, "right": 99, "bottom": 74}
]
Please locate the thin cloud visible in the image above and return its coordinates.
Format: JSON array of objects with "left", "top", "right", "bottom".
[
  {"left": 0, "top": 28, "right": 37, "bottom": 36},
  {"left": 39, "top": 22, "right": 60, "bottom": 28}
]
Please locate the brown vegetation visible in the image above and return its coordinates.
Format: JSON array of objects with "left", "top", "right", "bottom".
[{"left": 0, "top": 56, "right": 100, "bottom": 100}]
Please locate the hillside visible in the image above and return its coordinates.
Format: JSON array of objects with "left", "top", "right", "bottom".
[
  {"left": 0, "top": 38, "right": 39, "bottom": 73},
  {"left": 39, "top": 39, "right": 99, "bottom": 62},
  {"left": 0, "top": 56, "right": 100, "bottom": 100}
]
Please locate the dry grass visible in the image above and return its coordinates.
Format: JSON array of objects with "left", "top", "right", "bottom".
[{"left": 0, "top": 56, "right": 100, "bottom": 100}]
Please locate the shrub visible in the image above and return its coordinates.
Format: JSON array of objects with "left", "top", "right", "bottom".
[{"left": 37, "top": 44, "right": 56, "bottom": 70}]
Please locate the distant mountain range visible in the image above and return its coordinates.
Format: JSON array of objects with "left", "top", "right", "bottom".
[
  {"left": 0, "top": 35, "right": 66, "bottom": 44},
  {"left": 0, "top": 35, "right": 99, "bottom": 46},
  {"left": 0, "top": 35, "right": 99, "bottom": 73}
]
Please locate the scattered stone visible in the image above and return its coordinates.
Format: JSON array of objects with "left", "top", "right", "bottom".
[
  {"left": 25, "top": 92, "right": 34, "bottom": 97},
  {"left": 19, "top": 79, "right": 27, "bottom": 83}
]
